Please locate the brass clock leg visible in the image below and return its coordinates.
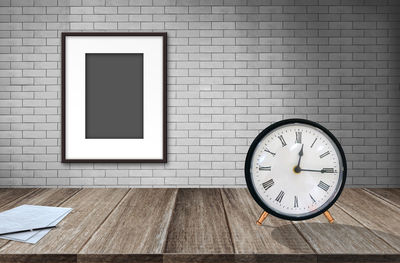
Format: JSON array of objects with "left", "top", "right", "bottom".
[
  {"left": 324, "top": 210, "right": 334, "bottom": 223},
  {"left": 256, "top": 211, "right": 269, "bottom": 225}
]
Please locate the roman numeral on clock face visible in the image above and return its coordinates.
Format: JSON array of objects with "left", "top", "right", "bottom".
[
  {"left": 320, "top": 151, "right": 330, "bottom": 158},
  {"left": 259, "top": 166, "right": 271, "bottom": 171},
  {"left": 295, "top": 132, "right": 302, "bottom": 144},
  {"left": 278, "top": 135, "right": 286, "bottom": 147},
  {"left": 275, "top": 191, "right": 285, "bottom": 203},
  {"left": 262, "top": 179, "right": 274, "bottom": 191},
  {"left": 318, "top": 181, "right": 330, "bottom": 192},
  {"left": 294, "top": 196, "right": 298, "bottom": 208},
  {"left": 264, "top": 148, "right": 276, "bottom": 156}
]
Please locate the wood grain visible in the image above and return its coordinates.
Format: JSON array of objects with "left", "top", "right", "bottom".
[
  {"left": 0, "top": 188, "right": 398, "bottom": 263},
  {"left": 78, "top": 254, "right": 162, "bottom": 263},
  {"left": 163, "top": 254, "right": 236, "bottom": 263},
  {"left": 0, "top": 189, "right": 37, "bottom": 209},
  {"left": 0, "top": 254, "right": 76, "bottom": 263},
  {"left": 317, "top": 254, "right": 400, "bottom": 263},
  {"left": 80, "top": 188, "right": 177, "bottom": 255},
  {"left": 221, "top": 188, "right": 314, "bottom": 256},
  {"left": 293, "top": 202, "right": 397, "bottom": 255},
  {"left": 365, "top": 188, "right": 400, "bottom": 208},
  {"left": 164, "top": 188, "right": 234, "bottom": 254},
  {"left": 0, "top": 188, "right": 79, "bottom": 212},
  {"left": 164, "top": 254, "right": 318, "bottom": 263},
  {"left": 0, "top": 188, "right": 127, "bottom": 255},
  {"left": 336, "top": 188, "right": 400, "bottom": 252},
  {"left": 0, "top": 188, "right": 80, "bottom": 259}
]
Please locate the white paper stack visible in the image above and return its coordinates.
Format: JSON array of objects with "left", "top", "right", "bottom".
[{"left": 0, "top": 205, "right": 72, "bottom": 244}]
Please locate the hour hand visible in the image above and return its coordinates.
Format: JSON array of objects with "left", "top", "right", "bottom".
[
  {"left": 298, "top": 144, "right": 304, "bottom": 157},
  {"left": 295, "top": 144, "right": 304, "bottom": 171},
  {"left": 298, "top": 144, "right": 303, "bottom": 161}
]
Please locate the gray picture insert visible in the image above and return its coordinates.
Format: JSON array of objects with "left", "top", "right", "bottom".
[{"left": 85, "top": 53, "right": 144, "bottom": 139}]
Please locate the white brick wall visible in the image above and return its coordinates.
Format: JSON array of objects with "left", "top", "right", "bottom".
[{"left": 0, "top": 0, "right": 400, "bottom": 187}]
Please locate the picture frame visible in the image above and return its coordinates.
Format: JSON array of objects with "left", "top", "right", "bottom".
[{"left": 62, "top": 32, "right": 167, "bottom": 162}]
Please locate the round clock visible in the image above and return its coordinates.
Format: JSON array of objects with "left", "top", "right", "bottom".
[{"left": 245, "top": 119, "right": 346, "bottom": 221}]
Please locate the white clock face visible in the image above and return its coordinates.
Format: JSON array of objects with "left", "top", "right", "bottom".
[{"left": 249, "top": 122, "right": 345, "bottom": 219}]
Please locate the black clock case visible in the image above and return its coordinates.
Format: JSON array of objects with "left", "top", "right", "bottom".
[{"left": 244, "top": 118, "right": 347, "bottom": 221}]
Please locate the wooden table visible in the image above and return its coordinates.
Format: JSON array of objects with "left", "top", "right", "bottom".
[{"left": 0, "top": 188, "right": 399, "bottom": 263}]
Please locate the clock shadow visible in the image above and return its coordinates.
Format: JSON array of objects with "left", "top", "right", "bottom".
[{"left": 270, "top": 222, "right": 400, "bottom": 252}]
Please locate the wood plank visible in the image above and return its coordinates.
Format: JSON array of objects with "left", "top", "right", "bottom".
[
  {"left": 365, "top": 188, "right": 400, "bottom": 208},
  {"left": 0, "top": 254, "right": 76, "bottom": 263},
  {"left": 0, "top": 188, "right": 80, "bottom": 261},
  {"left": 0, "top": 188, "right": 79, "bottom": 212},
  {"left": 0, "top": 188, "right": 128, "bottom": 257},
  {"left": 0, "top": 189, "right": 37, "bottom": 209},
  {"left": 164, "top": 254, "right": 319, "bottom": 263},
  {"left": 164, "top": 189, "right": 234, "bottom": 254},
  {"left": 220, "top": 188, "right": 314, "bottom": 259},
  {"left": 293, "top": 201, "right": 397, "bottom": 255},
  {"left": 163, "top": 254, "right": 235, "bottom": 263},
  {"left": 79, "top": 188, "right": 177, "bottom": 258},
  {"left": 336, "top": 188, "right": 400, "bottom": 252},
  {"left": 0, "top": 188, "right": 398, "bottom": 263},
  {"left": 166, "top": 254, "right": 319, "bottom": 263},
  {"left": 78, "top": 254, "right": 163, "bottom": 263},
  {"left": 317, "top": 254, "right": 400, "bottom": 263}
]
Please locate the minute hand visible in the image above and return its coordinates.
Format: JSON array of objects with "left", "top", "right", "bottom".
[{"left": 300, "top": 168, "right": 330, "bottom": 173}]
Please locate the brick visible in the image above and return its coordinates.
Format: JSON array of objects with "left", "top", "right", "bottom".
[
  {"left": 0, "top": 0, "right": 397, "bottom": 188},
  {"left": 106, "top": 170, "right": 128, "bottom": 177},
  {"left": 71, "top": 178, "right": 94, "bottom": 185},
  {"left": 141, "top": 7, "right": 164, "bottom": 14},
  {"left": 94, "top": 177, "right": 117, "bottom": 185},
  {"left": 212, "top": 177, "right": 235, "bottom": 185},
  {"left": 165, "top": 177, "right": 188, "bottom": 185},
  {"left": 83, "top": 170, "right": 106, "bottom": 177},
  {"left": 189, "top": 177, "right": 211, "bottom": 185},
  {"left": 71, "top": 7, "right": 94, "bottom": 14},
  {"left": 59, "top": 170, "right": 82, "bottom": 178},
  {"left": 23, "top": 178, "right": 46, "bottom": 186},
  {"left": 118, "top": 178, "right": 140, "bottom": 185},
  {"left": 141, "top": 177, "right": 164, "bottom": 185},
  {"left": 94, "top": 7, "right": 117, "bottom": 14},
  {"left": 47, "top": 178, "right": 70, "bottom": 185}
]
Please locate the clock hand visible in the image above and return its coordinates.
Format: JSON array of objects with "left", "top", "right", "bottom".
[
  {"left": 300, "top": 168, "right": 331, "bottom": 173},
  {"left": 297, "top": 144, "right": 304, "bottom": 167},
  {"left": 294, "top": 144, "right": 303, "bottom": 173}
]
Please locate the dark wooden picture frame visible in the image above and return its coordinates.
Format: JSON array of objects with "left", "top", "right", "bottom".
[{"left": 62, "top": 32, "right": 167, "bottom": 163}]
